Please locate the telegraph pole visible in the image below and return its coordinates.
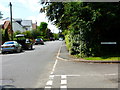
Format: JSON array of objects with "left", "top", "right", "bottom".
[{"left": 10, "top": 2, "right": 13, "bottom": 40}]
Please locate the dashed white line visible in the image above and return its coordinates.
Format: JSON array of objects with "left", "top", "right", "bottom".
[
  {"left": 61, "top": 80, "right": 67, "bottom": 85},
  {"left": 44, "top": 86, "right": 52, "bottom": 90},
  {"left": 61, "top": 75, "right": 67, "bottom": 79},
  {"left": 46, "top": 80, "right": 53, "bottom": 86},
  {"left": 60, "top": 85, "right": 67, "bottom": 89},
  {"left": 49, "top": 75, "right": 54, "bottom": 80},
  {"left": 51, "top": 59, "right": 58, "bottom": 75}
]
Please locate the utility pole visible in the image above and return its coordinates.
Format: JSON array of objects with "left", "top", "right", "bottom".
[{"left": 10, "top": 2, "right": 13, "bottom": 40}]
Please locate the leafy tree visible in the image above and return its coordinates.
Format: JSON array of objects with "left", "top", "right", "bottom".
[
  {"left": 41, "top": 2, "right": 120, "bottom": 57},
  {"left": 31, "top": 29, "right": 41, "bottom": 39},
  {"left": 39, "top": 22, "right": 48, "bottom": 37},
  {"left": 22, "top": 30, "right": 32, "bottom": 38},
  {"left": 2, "top": 29, "right": 9, "bottom": 42},
  {"left": 0, "top": 11, "right": 3, "bottom": 19}
]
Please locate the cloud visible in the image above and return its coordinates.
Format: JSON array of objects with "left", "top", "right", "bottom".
[{"left": 18, "top": 0, "right": 42, "bottom": 12}]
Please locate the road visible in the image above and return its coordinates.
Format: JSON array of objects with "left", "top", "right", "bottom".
[
  {"left": 0, "top": 41, "right": 119, "bottom": 89},
  {"left": 1, "top": 41, "right": 62, "bottom": 88}
]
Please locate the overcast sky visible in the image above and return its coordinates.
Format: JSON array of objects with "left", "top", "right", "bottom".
[{"left": 0, "top": 0, "right": 59, "bottom": 33}]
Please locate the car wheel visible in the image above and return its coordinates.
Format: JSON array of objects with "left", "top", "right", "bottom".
[
  {"left": 30, "top": 45, "right": 33, "bottom": 50},
  {"left": 16, "top": 48, "right": 21, "bottom": 53},
  {"left": 20, "top": 48, "right": 23, "bottom": 52},
  {"left": 2, "top": 51, "right": 5, "bottom": 54}
]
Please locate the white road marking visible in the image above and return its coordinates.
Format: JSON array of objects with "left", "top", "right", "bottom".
[
  {"left": 104, "top": 73, "right": 117, "bottom": 76},
  {"left": 61, "top": 75, "right": 67, "bottom": 79},
  {"left": 56, "top": 43, "right": 62, "bottom": 59},
  {"left": 54, "top": 73, "right": 117, "bottom": 77},
  {"left": 45, "top": 44, "right": 63, "bottom": 88},
  {"left": 61, "top": 80, "right": 67, "bottom": 85},
  {"left": 51, "top": 59, "right": 58, "bottom": 75},
  {"left": 49, "top": 75, "right": 54, "bottom": 80},
  {"left": 45, "top": 86, "right": 52, "bottom": 88},
  {"left": 0, "top": 53, "right": 24, "bottom": 56},
  {"left": 60, "top": 85, "right": 67, "bottom": 89},
  {"left": 46, "top": 80, "right": 53, "bottom": 86}
]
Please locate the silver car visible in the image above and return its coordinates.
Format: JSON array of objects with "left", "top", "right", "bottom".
[{"left": 1, "top": 41, "right": 22, "bottom": 53}]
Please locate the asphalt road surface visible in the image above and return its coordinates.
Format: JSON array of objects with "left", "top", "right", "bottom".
[{"left": 0, "top": 41, "right": 119, "bottom": 89}]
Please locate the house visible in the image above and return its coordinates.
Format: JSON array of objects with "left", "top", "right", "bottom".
[
  {"left": 0, "top": 20, "right": 13, "bottom": 43},
  {"left": 0, "top": 18, "right": 26, "bottom": 33},
  {"left": 21, "top": 20, "right": 32, "bottom": 31},
  {"left": 3, "top": 21, "right": 13, "bottom": 34},
  {"left": 32, "top": 22, "right": 37, "bottom": 30},
  {"left": 12, "top": 20, "right": 26, "bottom": 32},
  {"left": 0, "top": 18, "right": 34, "bottom": 32},
  {"left": 0, "top": 20, "right": 13, "bottom": 35}
]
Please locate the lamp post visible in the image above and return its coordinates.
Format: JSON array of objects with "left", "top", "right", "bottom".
[{"left": 10, "top": 2, "right": 13, "bottom": 40}]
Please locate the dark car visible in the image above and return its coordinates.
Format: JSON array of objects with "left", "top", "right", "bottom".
[
  {"left": 1, "top": 41, "right": 22, "bottom": 53},
  {"left": 16, "top": 34, "right": 34, "bottom": 50},
  {"left": 35, "top": 38, "right": 44, "bottom": 45}
]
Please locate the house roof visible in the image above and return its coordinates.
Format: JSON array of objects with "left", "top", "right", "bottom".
[{"left": 21, "top": 20, "right": 32, "bottom": 27}]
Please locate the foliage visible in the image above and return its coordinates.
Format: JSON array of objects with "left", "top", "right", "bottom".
[
  {"left": 83, "top": 57, "right": 120, "bottom": 61},
  {"left": 31, "top": 29, "right": 41, "bottom": 39},
  {"left": 41, "top": 2, "right": 120, "bottom": 57},
  {"left": 1, "top": 29, "right": 9, "bottom": 43},
  {"left": 0, "top": 11, "right": 3, "bottom": 19},
  {"left": 39, "top": 22, "right": 48, "bottom": 36},
  {"left": 22, "top": 30, "right": 32, "bottom": 38},
  {"left": 53, "top": 33, "right": 59, "bottom": 40}
]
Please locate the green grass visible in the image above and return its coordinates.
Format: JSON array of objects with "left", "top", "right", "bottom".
[{"left": 83, "top": 57, "right": 120, "bottom": 61}]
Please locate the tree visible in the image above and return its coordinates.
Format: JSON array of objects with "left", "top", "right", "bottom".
[
  {"left": 31, "top": 29, "right": 41, "bottom": 39},
  {"left": 0, "top": 11, "right": 3, "bottom": 19},
  {"left": 2, "top": 29, "right": 9, "bottom": 43},
  {"left": 39, "top": 22, "right": 48, "bottom": 37},
  {"left": 22, "top": 30, "right": 32, "bottom": 38},
  {"left": 41, "top": 2, "right": 120, "bottom": 57}
]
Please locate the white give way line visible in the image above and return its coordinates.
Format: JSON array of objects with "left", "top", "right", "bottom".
[
  {"left": 45, "top": 43, "right": 68, "bottom": 89},
  {"left": 45, "top": 43, "right": 118, "bottom": 89}
]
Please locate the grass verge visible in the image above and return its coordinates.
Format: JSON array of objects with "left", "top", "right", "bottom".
[{"left": 83, "top": 57, "right": 120, "bottom": 61}]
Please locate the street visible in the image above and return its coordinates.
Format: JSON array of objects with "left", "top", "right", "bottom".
[{"left": 0, "top": 41, "right": 119, "bottom": 88}]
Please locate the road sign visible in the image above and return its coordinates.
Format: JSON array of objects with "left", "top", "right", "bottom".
[{"left": 101, "top": 42, "right": 117, "bottom": 44}]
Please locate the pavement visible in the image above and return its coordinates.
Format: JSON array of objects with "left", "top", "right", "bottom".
[{"left": 57, "top": 41, "right": 120, "bottom": 63}]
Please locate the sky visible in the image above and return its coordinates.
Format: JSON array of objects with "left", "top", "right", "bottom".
[{"left": 0, "top": 0, "right": 59, "bottom": 33}]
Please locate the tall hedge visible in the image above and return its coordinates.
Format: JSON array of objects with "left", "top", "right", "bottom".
[{"left": 42, "top": 2, "right": 120, "bottom": 57}]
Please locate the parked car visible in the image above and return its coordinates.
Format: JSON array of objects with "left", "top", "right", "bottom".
[
  {"left": 35, "top": 38, "right": 44, "bottom": 45},
  {"left": 16, "top": 34, "right": 34, "bottom": 50},
  {"left": 1, "top": 41, "right": 22, "bottom": 53},
  {"left": 50, "top": 37, "right": 55, "bottom": 41},
  {"left": 59, "top": 38, "right": 63, "bottom": 41}
]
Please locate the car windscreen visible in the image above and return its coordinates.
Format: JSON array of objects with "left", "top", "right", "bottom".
[
  {"left": 36, "top": 39, "right": 41, "bottom": 41},
  {"left": 4, "top": 42, "right": 14, "bottom": 44}
]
